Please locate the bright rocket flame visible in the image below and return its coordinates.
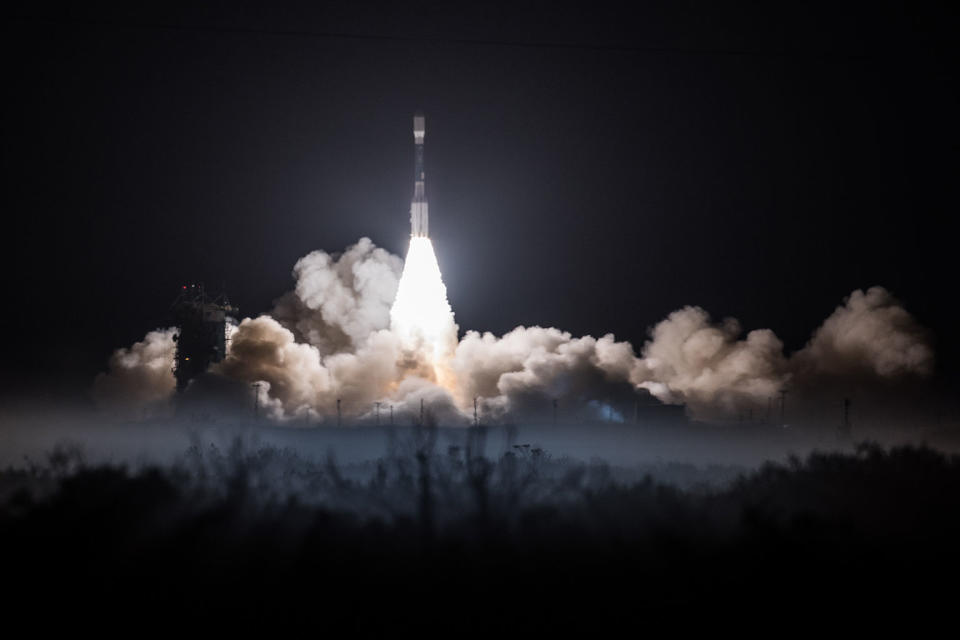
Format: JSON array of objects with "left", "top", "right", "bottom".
[{"left": 389, "top": 237, "right": 458, "bottom": 373}]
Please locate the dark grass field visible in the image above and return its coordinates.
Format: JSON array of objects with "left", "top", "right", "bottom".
[{"left": 2, "top": 436, "right": 958, "bottom": 631}]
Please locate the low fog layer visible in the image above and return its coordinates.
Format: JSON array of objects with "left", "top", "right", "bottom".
[{"left": 95, "top": 238, "right": 934, "bottom": 425}]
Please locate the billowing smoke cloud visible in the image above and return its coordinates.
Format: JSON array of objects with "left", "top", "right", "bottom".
[
  {"left": 452, "top": 327, "right": 639, "bottom": 420},
  {"left": 216, "top": 315, "right": 405, "bottom": 421},
  {"left": 94, "top": 328, "right": 177, "bottom": 417},
  {"left": 792, "top": 287, "right": 934, "bottom": 379},
  {"left": 97, "top": 238, "right": 934, "bottom": 425},
  {"left": 631, "top": 287, "right": 934, "bottom": 419},
  {"left": 631, "top": 309, "right": 789, "bottom": 419},
  {"left": 271, "top": 237, "right": 402, "bottom": 353},
  {"left": 218, "top": 316, "right": 333, "bottom": 418}
]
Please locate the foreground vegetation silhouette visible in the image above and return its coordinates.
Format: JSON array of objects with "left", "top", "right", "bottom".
[{"left": 2, "top": 433, "right": 958, "bottom": 629}]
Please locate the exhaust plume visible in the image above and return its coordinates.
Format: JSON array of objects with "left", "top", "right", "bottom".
[
  {"left": 97, "top": 239, "right": 934, "bottom": 424},
  {"left": 389, "top": 236, "right": 459, "bottom": 381}
]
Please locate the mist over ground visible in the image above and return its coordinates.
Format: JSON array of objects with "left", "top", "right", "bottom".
[{"left": 4, "top": 399, "right": 960, "bottom": 476}]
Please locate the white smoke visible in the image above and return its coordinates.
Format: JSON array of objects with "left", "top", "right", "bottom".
[
  {"left": 96, "top": 238, "right": 934, "bottom": 424},
  {"left": 218, "top": 316, "right": 333, "bottom": 418},
  {"left": 93, "top": 328, "right": 177, "bottom": 417},
  {"left": 631, "top": 287, "right": 934, "bottom": 419},
  {"left": 793, "top": 286, "right": 934, "bottom": 379},
  {"left": 452, "top": 327, "right": 638, "bottom": 419},
  {"left": 630, "top": 308, "right": 789, "bottom": 419},
  {"left": 271, "top": 237, "right": 402, "bottom": 353}
]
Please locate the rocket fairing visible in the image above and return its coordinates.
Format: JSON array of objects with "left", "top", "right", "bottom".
[{"left": 410, "top": 112, "right": 428, "bottom": 237}]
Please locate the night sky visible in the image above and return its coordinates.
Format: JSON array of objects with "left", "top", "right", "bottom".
[{"left": 4, "top": 1, "right": 957, "bottom": 394}]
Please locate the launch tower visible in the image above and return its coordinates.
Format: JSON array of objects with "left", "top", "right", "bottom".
[{"left": 170, "top": 284, "right": 236, "bottom": 391}]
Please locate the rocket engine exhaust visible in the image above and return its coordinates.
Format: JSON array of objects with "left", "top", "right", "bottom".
[{"left": 391, "top": 111, "right": 458, "bottom": 379}]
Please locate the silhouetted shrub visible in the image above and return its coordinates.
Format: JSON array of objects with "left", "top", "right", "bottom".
[{"left": 1, "top": 440, "right": 957, "bottom": 629}]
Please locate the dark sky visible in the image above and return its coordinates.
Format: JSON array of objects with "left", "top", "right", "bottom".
[{"left": 3, "top": 1, "right": 958, "bottom": 393}]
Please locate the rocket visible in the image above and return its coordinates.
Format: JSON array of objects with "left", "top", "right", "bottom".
[{"left": 410, "top": 111, "right": 428, "bottom": 237}]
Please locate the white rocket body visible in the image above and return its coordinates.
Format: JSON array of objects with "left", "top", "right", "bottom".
[{"left": 410, "top": 113, "right": 428, "bottom": 237}]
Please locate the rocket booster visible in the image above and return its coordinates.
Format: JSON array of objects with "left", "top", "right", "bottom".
[{"left": 410, "top": 112, "right": 428, "bottom": 237}]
